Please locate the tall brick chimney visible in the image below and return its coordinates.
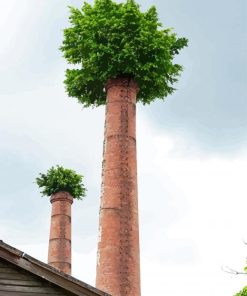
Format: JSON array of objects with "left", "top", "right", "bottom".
[
  {"left": 48, "top": 191, "right": 73, "bottom": 275},
  {"left": 96, "top": 77, "right": 141, "bottom": 296}
]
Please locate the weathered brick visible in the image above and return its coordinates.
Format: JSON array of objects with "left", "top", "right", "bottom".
[
  {"left": 96, "top": 78, "right": 141, "bottom": 296},
  {"left": 48, "top": 191, "right": 73, "bottom": 275}
]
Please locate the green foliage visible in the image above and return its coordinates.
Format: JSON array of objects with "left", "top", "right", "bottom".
[
  {"left": 36, "top": 166, "right": 86, "bottom": 200},
  {"left": 60, "top": 0, "right": 188, "bottom": 107},
  {"left": 234, "top": 287, "right": 247, "bottom": 296}
]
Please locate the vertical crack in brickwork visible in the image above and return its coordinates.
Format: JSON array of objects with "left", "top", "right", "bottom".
[{"left": 119, "top": 85, "right": 131, "bottom": 295}]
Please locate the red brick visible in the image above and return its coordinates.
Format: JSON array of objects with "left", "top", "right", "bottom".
[
  {"left": 96, "top": 78, "right": 141, "bottom": 296},
  {"left": 48, "top": 191, "right": 73, "bottom": 275}
]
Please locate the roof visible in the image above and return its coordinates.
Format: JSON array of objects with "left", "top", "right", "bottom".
[{"left": 0, "top": 240, "right": 111, "bottom": 296}]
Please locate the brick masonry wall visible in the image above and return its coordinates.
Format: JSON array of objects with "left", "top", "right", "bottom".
[
  {"left": 96, "top": 78, "right": 141, "bottom": 296},
  {"left": 48, "top": 191, "right": 73, "bottom": 275}
]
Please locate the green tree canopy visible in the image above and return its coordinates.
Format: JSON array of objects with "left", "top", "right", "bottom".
[
  {"left": 235, "top": 287, "right": 247, "bottom": 296},
  {"left": 60, "top": 0, "right": 188, "bottom": 107},
  {"left": 36, "top": 165, "right": 86, "bottom": 200}
]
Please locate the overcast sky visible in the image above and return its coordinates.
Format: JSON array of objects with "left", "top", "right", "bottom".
[{"left": 0, "top": 0, "right": 246, "bottom": 295}]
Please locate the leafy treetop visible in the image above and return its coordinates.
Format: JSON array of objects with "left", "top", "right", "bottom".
[
  {"left": 60, "top": 0, "right": 188, "bottom": 107},
  {"left": 36, "top": 166, "right": 86, "bottom": 200}
]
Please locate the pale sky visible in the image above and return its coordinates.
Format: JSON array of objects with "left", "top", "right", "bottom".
[{"left": 0, "top": 1, "right": 247, "bottom": 295}]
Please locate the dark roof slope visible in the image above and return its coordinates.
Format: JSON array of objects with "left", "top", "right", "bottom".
[{"left": 0, "top": 240, "right": 111, "bottom": 296}]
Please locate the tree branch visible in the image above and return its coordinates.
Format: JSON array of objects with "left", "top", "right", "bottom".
[{"left": 222, "top": 266, "right": 247, "bottom": 275}]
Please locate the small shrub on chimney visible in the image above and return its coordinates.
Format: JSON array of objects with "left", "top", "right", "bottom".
[{"left": 36, "top": 165, "right": 86, "bottom": 200}]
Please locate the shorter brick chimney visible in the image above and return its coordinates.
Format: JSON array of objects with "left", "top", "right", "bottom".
[{"left": 48, "top": 191, "right": 73, "bottom": 275}]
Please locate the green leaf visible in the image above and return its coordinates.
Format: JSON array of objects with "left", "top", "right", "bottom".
[
  {"left": 35, "top": 166, "right": 86, "bottom": 200},
  {"left": 60, "top": 0, "right": 188, "bottom": 107},
  {"left": 234, "top": 287, "right": 247, "bottom": 296}
]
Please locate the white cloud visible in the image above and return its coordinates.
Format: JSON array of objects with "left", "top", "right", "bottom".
[
  {"left": 0, "top": 1, "right": 246, "bottom": 296},
  {"left": 137, "top": 116, "right": 247, "bottom": 295},
  {"left": 3, "top": 76, "right": 245, "bottom": 296}
]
